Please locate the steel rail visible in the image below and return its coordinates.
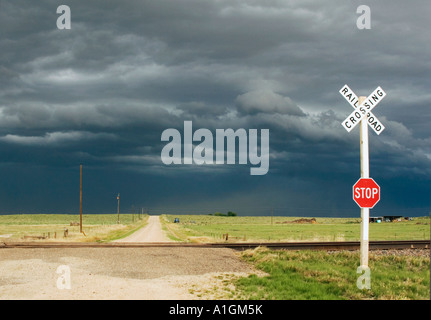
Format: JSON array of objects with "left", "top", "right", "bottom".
[{"left": 1, "top": 240, "right": 429, "bottom": 251}]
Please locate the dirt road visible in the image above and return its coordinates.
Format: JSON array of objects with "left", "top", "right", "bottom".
[
  {"left": 114, "top": 216, "right": 173, "bottom": 243},
  {"left": 0, "top": 246, "right": 259, "bottom": 300}
]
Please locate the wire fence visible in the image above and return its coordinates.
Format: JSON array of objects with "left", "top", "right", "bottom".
[{"left": 116, "top": 206, "right": 430, "bottom": 218}]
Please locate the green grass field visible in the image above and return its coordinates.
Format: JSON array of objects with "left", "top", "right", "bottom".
[
  {"left": 162, "top": 215, "right": 430, "bottom": 242},
  {"left": 0, "top": 214, "right": 148, "bottom": 242},
  {"left": 1, "top": 214, "right": 429, "bottom": 243},
  {"left": 229, "top": 248, "right": 430, "bottom": 300}
]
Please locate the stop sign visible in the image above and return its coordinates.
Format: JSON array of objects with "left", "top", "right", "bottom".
[{"left": 353, "top": 178, "right": 380, "bottom": 208}]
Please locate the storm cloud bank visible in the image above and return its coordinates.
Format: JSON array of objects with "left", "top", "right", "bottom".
[{"left": 0, "top": 0, "right": 430, "bottom": 216}]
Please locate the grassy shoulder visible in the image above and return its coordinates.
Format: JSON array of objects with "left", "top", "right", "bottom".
[
  {"left": 94, "top": 215, "right": 149, "bottom": 242},
  {"left": 159, "top": 214, "right": 192, "bottom": 242},
  {"left": 228, "top": 247, "right": 430, "bottom": 300},
  {"left": 0, "top": 214, "right": 149, "bottom": 242},
  {"left": 162, "top": 215, "right": 430, "bottom": 242}
]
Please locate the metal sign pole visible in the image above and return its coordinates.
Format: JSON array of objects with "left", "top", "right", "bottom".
[
  {"left": 340, "top": 85, "right": 386, "bottom": 279},
  {"left": 359, "top": 96, "right": 369, "bottom": 268}
]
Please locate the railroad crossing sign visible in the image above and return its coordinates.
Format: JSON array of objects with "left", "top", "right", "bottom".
[
  {"left": 353, "top": 178, "right": 380, "bottom": 208},
  {"left": 339, "top": 84, "right": 386, "bottom": 135},
  {"left": 340, "top": 84, "right": 387, "bottom": 270}
]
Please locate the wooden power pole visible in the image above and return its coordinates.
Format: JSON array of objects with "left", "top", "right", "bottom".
[
  {"left": 80, "top": 164, "right": 83, "bottom": 233},
  {"left": 117, "top": 193, "right": 120, "bottom": 224}
]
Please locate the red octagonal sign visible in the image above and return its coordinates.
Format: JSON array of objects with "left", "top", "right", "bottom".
[{"left": 353, "top": 178, "right": 380, "bottom": 208}]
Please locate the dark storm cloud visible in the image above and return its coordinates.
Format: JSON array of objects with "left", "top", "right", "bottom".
[
  {"left": 235, "top": 90, "right": 306, "bottom": 116},
  {"left": 0, "top": 0, "right": 429, "bottom": 215}
]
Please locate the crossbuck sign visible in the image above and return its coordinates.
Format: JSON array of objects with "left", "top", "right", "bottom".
[
  {"left": 339, "top": 84, "right": 386, "bottom": 271},
  {"left": 339, "top": 85, "right": 386, "bottom": 135}
]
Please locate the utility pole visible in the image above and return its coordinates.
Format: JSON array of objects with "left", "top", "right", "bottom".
[
  {"left": 80, "top": 164, "right": 83, "bottom": 233},
  {"left": 117, "top": 193, "right": 120, "bottom": 224}
]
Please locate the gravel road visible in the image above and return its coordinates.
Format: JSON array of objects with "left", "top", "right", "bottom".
[
  {"left": 0, "top": 246, "right": 259, "bottom": 300},
  {"left": 114, "top": 215, "right": 173, "bottom": 242}
]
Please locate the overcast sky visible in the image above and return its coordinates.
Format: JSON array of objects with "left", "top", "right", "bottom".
[{"left": 0, "top": 0, "right": 430, "bottom": 217}]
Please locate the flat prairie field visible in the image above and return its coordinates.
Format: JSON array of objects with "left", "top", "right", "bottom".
[
  {"left": 0, "top": 214, "right": 429, "bottom": 243},
  {"left": 0, "top": 214, "right": 148, "bottom": 242},
  {"left": 161, "top": 215, "right": 431, "bottom": 243}
]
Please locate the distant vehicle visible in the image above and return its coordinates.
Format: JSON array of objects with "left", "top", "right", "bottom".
[{"left": 174, "top": 218, "right": 180, "bottom": 223}]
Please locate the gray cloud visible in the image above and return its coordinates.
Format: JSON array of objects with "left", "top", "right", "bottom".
[
  {"left": 0, "top": 0, "right": 429, "bottom": 215},
  {"left": 235, "top": 90, "right": 306, "bottom": 116},
  {"left": 0, "top": 131, "right": 117, "bottom": 146}
]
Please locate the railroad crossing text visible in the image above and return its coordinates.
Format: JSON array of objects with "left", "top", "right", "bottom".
[{"left": 341, "top": 86, "right": 386, "bottom": 133}]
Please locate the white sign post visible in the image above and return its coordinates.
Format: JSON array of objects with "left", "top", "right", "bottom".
[
  {"left": 359, "top": 95, "right": 370, "bottom": 268},
  {"left": 340, "top": 85, "right": 386, "bottom": 269}
]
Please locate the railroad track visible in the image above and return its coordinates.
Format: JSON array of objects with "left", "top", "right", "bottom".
[{"left": 1, "top": 240, "right": 429, "bottom": 251}]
